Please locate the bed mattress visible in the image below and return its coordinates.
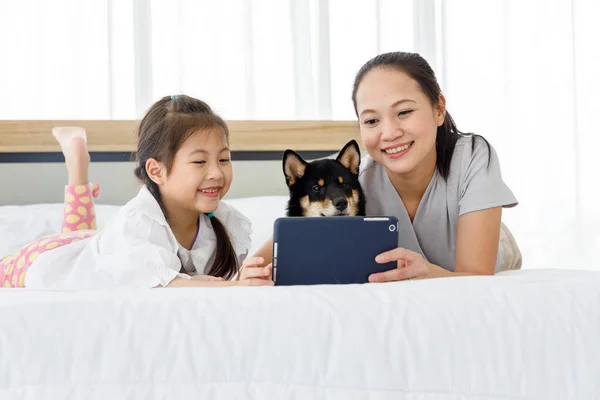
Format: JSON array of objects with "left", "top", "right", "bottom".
[{"left": 1, "top": 269, "right": 599, "bottom": 399}]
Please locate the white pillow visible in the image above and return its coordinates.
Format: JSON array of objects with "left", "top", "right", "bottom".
[
  {"left": 224, "top": 195, "right": 289, "bottom": 255},
  {"left": 0, "top": 203, "right": 119, "bottom": 259},
  {"left": 0, "top": 196, "right": 289, "bottom": 259}
]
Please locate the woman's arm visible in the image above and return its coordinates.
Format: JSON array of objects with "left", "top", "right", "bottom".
[
  {"left": 370, "top": 207, "right": 502, "bottom": 281},
  {"left": 251, "top": 236, "right": 274, "bottom": 267},
  {"left": 450, "top": 206, "right": 502, "bottom": 276},
  {"left": 425, "top": 207, "right": 502, "bottom": 278}
]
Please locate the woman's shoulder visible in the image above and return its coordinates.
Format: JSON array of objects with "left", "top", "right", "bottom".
[
  {"left": 357, "top": 154, "right": 384, "bottom": 187},
  {"left": 451, "top": 134, "right": 517, "bottom": 212},
  {"left": 449, "top": 134, "right": 500, "bottom": 180},
  {"left": 453, "top": 134, "right": 497, "bottom": 164}
]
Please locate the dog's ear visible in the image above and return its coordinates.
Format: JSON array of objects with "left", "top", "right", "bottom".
[
  {"left": 336, "top": 140, "right": 361, "bottom": 175},
  {"left": 282, "top": 150, "right": 307, "bottom": 186}
]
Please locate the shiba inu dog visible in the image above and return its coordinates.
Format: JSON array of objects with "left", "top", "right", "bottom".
[{"left": 282, "top": 140, "right": 366, "bottom": 217}]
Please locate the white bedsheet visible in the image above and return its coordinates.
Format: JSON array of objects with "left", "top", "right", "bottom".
[{"left": 1, "top": 269, "right": 599, "bottom": 399}]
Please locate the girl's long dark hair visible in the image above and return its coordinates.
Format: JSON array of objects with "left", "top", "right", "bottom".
[{"left": 133, "top": 95, "right": 239, "bottom": 280}]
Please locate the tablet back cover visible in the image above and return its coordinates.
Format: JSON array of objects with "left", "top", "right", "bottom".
[{"left": 273, "top": 216, "right": 399, "bottom": 285}]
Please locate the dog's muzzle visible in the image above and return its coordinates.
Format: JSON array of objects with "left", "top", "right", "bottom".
[{"left": 333, "top": 198, "right": 348, "bottom": 212}]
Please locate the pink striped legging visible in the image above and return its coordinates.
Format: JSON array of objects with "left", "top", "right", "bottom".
[{"left": 0, "top": 183, "right": 100, "bottom": 288}]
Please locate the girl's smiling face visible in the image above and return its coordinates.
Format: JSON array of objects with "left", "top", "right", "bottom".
[{"left": 155, "top": 127, "right": 233, "bottom": 219}]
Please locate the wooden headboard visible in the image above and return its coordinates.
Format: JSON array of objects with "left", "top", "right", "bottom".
[{"left": 0, "top": 120, "right": 360, "bottom": 153}]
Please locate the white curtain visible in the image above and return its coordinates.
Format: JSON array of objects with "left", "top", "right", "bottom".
[
  {"left": 0, "top": 0, "right": 414, "bottom": 120},
  {"left": 0, "top": 0, "right": 598, "bottom": 269},
  {"left": 433, "top": 0, "right": 600, "bottom": 270}
]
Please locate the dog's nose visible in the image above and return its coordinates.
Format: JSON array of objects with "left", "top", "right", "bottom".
[{"left": 333, "top": 198, "right": 348, "bottom": 211}]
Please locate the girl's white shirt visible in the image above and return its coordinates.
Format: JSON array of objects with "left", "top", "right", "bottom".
[{"left": 25, "top": 185, "right": 252, "bottom": 289}]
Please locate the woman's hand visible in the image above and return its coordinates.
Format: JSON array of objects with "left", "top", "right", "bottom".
[
  {"left": 238, "top": 256, "right": 274, "bottom": 286},
  {"left": 369, "top": 248, "right": 432, "bottom": 282}
]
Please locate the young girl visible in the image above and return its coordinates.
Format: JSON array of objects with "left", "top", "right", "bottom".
[
  {"left": 245, "top": 51, "right": 522, "bottom": 282},
  {"left": 0, "top": 94, "right": 272, "bottom": 289}
]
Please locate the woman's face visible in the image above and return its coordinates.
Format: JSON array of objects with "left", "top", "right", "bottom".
[{"left": 354, "top": 67, "right": 445, "bottom": 176}]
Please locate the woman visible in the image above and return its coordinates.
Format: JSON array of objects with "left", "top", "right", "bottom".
[{"left": 244, "top": 51, "right": 521, "bottom": 282}]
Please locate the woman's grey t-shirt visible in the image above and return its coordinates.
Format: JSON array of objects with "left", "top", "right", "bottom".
[{"left": 359, "top": 136, "right": 518, "bottom": 272}]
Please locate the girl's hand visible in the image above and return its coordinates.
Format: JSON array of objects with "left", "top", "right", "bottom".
[
  {"left": 238, "top": 256, "right": 274, "bottom": 286},
  {"left": 369, "top": 248, "right": 431, "bottom": 282},
  {"left": 192, "top": 274, "right": 224, "bottom": 282}
]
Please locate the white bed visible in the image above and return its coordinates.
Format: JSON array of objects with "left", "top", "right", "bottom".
[{"left": 1, "top": 197, "right": 600, "bottom": 399}]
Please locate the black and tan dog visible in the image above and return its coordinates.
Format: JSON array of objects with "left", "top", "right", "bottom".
[{"left": 282, "top": 140, "right": 366, "bottom": 217}]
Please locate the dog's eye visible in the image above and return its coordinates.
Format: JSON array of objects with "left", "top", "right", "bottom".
[
  {"left": 340, "top": 181, "right": 348, "bottom": 188},
  {"left": 312, "top": 185, "right": 321, "bottom": 192}
]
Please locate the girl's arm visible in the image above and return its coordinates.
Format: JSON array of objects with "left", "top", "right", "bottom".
[
  {"left": 162, "top": 277, "right": 272, "bottom": 287},
  {"left": 163, "top": 278, "right": 239, "bottom": 287}
]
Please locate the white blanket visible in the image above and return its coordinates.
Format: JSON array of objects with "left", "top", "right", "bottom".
[{"left": 1, "top": 269, "right": 599, "bottom": 399}]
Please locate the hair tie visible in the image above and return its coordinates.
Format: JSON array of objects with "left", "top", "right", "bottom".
[{"left": 206, "top": 212, "right": 215, "bottom": 219}]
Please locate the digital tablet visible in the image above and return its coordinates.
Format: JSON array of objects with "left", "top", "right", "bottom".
[{"left": 272, "top": 216, "right": 399, "bottom": 286}]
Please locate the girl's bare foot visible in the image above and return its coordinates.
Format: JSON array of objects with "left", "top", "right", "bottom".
[{"left": 52, "top": 127, "right": 90, "bottom": 186}]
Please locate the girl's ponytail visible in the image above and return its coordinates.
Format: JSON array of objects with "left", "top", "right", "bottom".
[{"left": 207, "top": 215, "right": 239, "bottom": 280}]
